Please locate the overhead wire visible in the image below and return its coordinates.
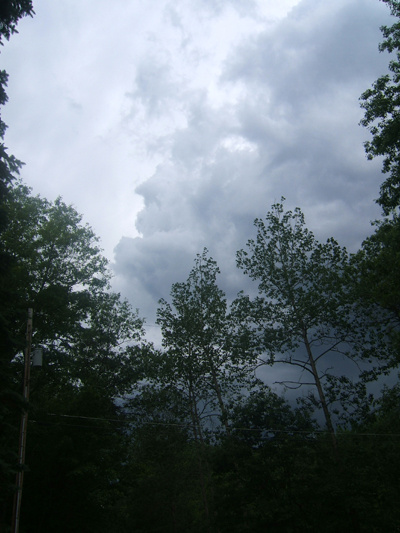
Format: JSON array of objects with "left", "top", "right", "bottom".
[{"left": 28, "top": 412, "right": 400, "bottom": 437}]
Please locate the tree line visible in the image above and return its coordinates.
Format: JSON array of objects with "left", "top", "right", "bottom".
[{"left": 1, "top": 1, "right": 400, "bottom": 531}]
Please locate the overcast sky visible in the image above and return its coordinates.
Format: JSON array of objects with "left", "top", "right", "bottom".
[{"left": 1, "top": 0, "right": 394, "bottom": 344}]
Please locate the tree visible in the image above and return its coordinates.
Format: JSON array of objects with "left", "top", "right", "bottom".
[
  {"left": 228, "top": 385, "right": 316, "bottom": 448},
  {"left": 0, "top": 0, "right": 35, "bottom": 356},
  {"left": 353, "top": 216, "right": 400, "bottom": 359},
  {"left": 235, "top": 199, "right": 391, "bottom": 451},
  {"left": 156, "top": 249, "right": 253, "bottom": 439},
  {"left": 20, "top": 384, "right": 131, "bottom": 533},
  {"left": 357, "top": 0, "right": 400, "bottom": 380},
  {"left": 332, "top": 383, "right": 400, "bottom": 531},
  {"left": 0, "top": 0, "right": 34, "bottom": 208},
  {"left": 359, "top": 0, "right": 400, "bottom": 214},
  {"left": 2, "top": 182, "right": 108, "bottom": 357},
  {"left": 0, "top": 0, "right": 35, "bottom": 346},
  {"left": 3, "top": 182, "right": 110, "bottom": 348},
  {"left": 0, "top": 4, "right": 35, "bottom": 525},
  {"left": 0, "top": 181, "right": 145, "bottom": 529},
  {"left": 211, "top": 389, "right": 320, "bottom": 533},
  {"left": 211, "top": 382, "right": 400, "bottom": 532},
  {"left": 2, "top": 181, "right": 146, "bottom": 395},
  {"left": 152, "top": 250, "right": 256, "bottom": 531},
  {"left": 121, "top": 422, "right": 209, "bottom": 533},
  {"left": 0, "top": 1, "right": 34, "bottom": 46}
]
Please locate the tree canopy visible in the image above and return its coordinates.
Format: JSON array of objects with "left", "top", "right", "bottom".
[
  {"left": 235, "top": 200, "right": 394, "bottom": 449},
  {"left": 0, "top": 182, "right": 146, "bottom": 528},
  {"left": 360, "top": 0, "right": 400, "bottom": 214}
]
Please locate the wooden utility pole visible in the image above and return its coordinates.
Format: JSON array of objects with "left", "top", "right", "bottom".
[{"left": 11, "top": 308, "right": 33, "bottom": 533}]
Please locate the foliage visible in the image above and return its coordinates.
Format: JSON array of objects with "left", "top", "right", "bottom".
[
  {"left": 352, "top": 215, "right": 400, "bottom": 359},
  {"left": 235, "top": 199, "right": 391, "bottom": 443},
  {"left": 360, "top": 0, "right": 400, "bottom": 214},
  {"left": 20, "top": 383, "right": 130, "bottom": 533},
  {"left": 0, "top": 182, "right": 145, "bottom": 529},
  {"left": 2, "top": 182, "right": 145, "bottom": 373},
  {"left": 0, "top": 0, "right": 33, "bottom": 202},
  {"left": 2, "top": 199, "right": 399, "bottom": 531},
  {"left": 122, "top": 424, "right": 211, "bottom": 533},
  {"left": 0, "top": 1, "right": 34, "bottom": 46},
  {"left": 211, "top": 385, "right": 400, "bottom": 533},
  {"left": 0, "top": 1, "right": 34, "bottom": 350},
  {"left": 228, "top": 385, "right": 317, "bottom": 447},
  {"left": 0, "top": 4, "right": 35, "bottom": 526},
  {"left": 156, "top": 249, "right": 254, "bottom": 439},
  {"left": 0, "top": 1, "right": 34, "bottom": 351},
  {"left": 1, "top": 181, "right": 146, "bottom": 384}
]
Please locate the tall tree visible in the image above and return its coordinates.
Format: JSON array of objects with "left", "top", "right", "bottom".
[
  {"left": 353, "top": 216, "right": 400, "bottom": 359},
  {"left": 154, "top": 249, "right": 254, "bottom": 531},
  {"left": 156, "top": 249, "right": 252, "bottom": 439},
  {"left": 0, "top": 0, "right": 34, "bottom": 207},
  {"left": 0, "top": 0, "right": 35, "bottom": 354},
  {"left": 2, "top": 182, "right": 109, "bottom": 348},
  {"left": 360, "top": 0, "right": 400, "bottom": 214},
  {"left": 2, "top": 181, "right": 146, "bottom": 396},
  {"left": 358, "top": 0, "right": 400, "bottom": 360},
  {"left": 0, "top": 4, "right": 35, "bottom": 525},
  {"left": 235, "top": 199, "right": 392, "bottom": 451},
  {"left": 0, "top": 181, "right": 145, "bottom": 529}
]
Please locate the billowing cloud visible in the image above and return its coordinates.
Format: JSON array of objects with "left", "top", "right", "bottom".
[
  {"left": 1, "top": 0, "right": 393, "bottom": 344},
  {"left": 112, "top": 0, "right": 391, "bottom": 341}
]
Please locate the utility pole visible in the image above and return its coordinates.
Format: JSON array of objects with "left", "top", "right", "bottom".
[{"left": 11, "top": 308, "right": 33, "bottom": 533}]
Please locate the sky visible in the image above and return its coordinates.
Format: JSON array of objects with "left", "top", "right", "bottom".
[{"left": 1, "top": 0, "right": 394, "bottom": 346}]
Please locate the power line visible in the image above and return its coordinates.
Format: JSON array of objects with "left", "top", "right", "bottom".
[{"left": 29, "top": 412, "right": 400, "bottom": 438}]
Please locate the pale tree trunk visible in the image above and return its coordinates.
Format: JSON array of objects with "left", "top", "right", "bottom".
[{"left": 302, "top": 326, "right": 338, "bottom": 453}]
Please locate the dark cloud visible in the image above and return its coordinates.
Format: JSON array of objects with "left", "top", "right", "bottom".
[
  {"left": 112, "top": 0, "right": 393, "bottom": 346},
  {"left": 224, "top": 0, "right": 389, "bottom": 92},
  {"left": 1, "top": 0, "right": 394, "bottom": 347}
]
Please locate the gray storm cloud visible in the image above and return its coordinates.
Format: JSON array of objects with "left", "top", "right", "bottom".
[{"left": 112, "top": 0, "right": 390, "bottom": 336}]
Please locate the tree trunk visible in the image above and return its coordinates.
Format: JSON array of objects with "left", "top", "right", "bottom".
[{"left": 302, "top": 326, "right": 338, "bottom": 453}]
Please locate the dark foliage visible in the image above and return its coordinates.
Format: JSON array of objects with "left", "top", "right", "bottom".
[{"left": 360, "top": 0, "right": 400, "bottom": 214}]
